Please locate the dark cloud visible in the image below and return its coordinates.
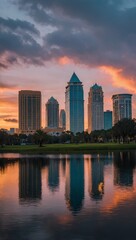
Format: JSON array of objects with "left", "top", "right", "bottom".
[
  {"left": 0, "top": 81, "right": 17, "bottom": 89},
  {"left": 1, "top": 0, "right": 136, "bottom": 83},
  {"left": 0, "top": 17, "right": 40, "bottom": 36},
  {"left": 4, "top": 118, "right": 18, "bottom": 123},
  {"left": 0, "top": 115, "right": 12, "bottom": 119},
  {"left": 0, "top": 17, "right": 51, "bottom": 68},
  {"left": 0, "top": 62, "right": 8, "bottom": 69}
]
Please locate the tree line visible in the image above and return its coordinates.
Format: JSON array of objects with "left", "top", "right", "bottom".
[{"left": 0, "top": 118, "right": 136, "bottom": 147}]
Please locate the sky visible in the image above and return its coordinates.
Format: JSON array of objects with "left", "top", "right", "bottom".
[{"left": 0, "top": 0, "right": 136, "bottom": 129}]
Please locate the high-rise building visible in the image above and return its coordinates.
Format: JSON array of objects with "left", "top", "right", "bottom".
[
  {"left": 59, "top": 109, "right": 66, "bottom": 129},
  {"left": 112, "top": 94, "right": 132, "bottom": 125},
  {"left": 65, "top": 73, "right": 84, "bottom": 134},
  {"left": 88, "top": 84, "right": 104, "bottom": 133},
  {"left": 19, "top": 90, "right": 41, "bottom": 133},
  {"left": 104, "top": 110, "right": 112, "bottom": 130},
  {"left": 46, "top": 97, "right": 59, "bottom": 128}
]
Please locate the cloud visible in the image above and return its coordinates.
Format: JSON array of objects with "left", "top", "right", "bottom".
[
  {"left": 0, "top": 81, "right": 17, "bottom": 89},
  {"left": 0, "top": 17, "right": 40, "bottom": 36},
  {"left": 0, "top": 115, "right": 12, "bottom": 119},
  {"left": 4, "top": 118, "right": 18, "bottom": 123},
  {"left": 0, "top": 17, "right": 51, "bottom": 68},
  {"left": 0, "top": 0, "right": 135, "bottom": 93}
]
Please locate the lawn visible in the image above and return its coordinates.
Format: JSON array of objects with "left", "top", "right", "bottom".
[{"left": 0, "top": 143, "right": 135, "bottom": 153}]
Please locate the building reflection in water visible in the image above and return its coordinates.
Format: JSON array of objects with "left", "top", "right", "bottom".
[
  {"left": 48, "top": 159, "right": 60, "bottom": 192},
  {"left": 65, "top": 155, "right": 84, "bottom": 214},
  {"left": 88, "top": 155, "right": 104, "bottom": 201},
  {"left": 19, "top": 158, "right": 42, "bottom": 203},
  {"left": 113, "top": 151, "right": 135, "bottom": 187}
]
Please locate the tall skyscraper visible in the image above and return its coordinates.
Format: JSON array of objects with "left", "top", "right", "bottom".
[
  {"left": 46, "top": 97, "right": 59, "bottom": 128},
  {"left": 19, "top": 90, "right": 41, "bottom": 133},
  {"left": 112, "top": 94, "right": 132, "bottom": 125},
  {"left": 65, "top": 73, "right": 84, "bottom": 134},
  {"left": 59, "top": 109, "right": 66, "bottom": 129},
  {"left": 104, "top": 110, "right": 112, "bottom": 130},
  {"left": 88, "top": 84, "right": 104, "bottom": 133}
]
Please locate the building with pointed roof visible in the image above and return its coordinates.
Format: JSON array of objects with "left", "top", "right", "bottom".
[
  {"left": 46, "top": 96, "right": 59, "bottom": 128},
  {"left": 88, "top": 83, "right": 104, "bottom": 133},
  {"left": 65, "top": 73, "right": 84, "bottom": 134}
]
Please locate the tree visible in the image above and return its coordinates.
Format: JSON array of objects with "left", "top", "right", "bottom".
[
  {"left": 112, "top": 118, "right": 136, "bottom": 143},
  {"left": 0, "top": 129, "right": 9, "bottom": 147},
  {"left": 33, "top": 130, "right": 47, "bottom": 147}
]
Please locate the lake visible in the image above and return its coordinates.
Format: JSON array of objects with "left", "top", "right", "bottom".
[{"left": 0, "top": 151, "right": 136, "bottom": 240}]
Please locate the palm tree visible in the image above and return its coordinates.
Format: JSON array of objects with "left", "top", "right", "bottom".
[{"left": 34, "top": 129, "right": 46, "bottom": 147}]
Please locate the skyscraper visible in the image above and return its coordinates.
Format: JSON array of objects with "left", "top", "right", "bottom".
[
  {"left": 59, "top": 109, "right": 66, "bottom": 129},
  {"left": 104, "top": 110, "right": 112, "bottom": 130},
  {"left": 19, "top": 90, "right": 41, "bottom": 133},
  {"left": 88, "top": 84, "right": 104, "bottom": 133},
  {"left": 46, "top": 97, "right": 59, "bottom": 128},
  {"left": 65, "top": 73, "right": 84, "bottom": 134},
  {"left": 112, "top": 94, "right": 132, "bottom": 125}
]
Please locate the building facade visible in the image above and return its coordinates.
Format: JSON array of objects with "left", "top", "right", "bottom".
[
  {"left": 19, "top": 90, "right": 41, "bottom": 133},
  {"left": 88, "top": 84, "right": 104, "bottom": 133},
  {"left": 65, "top": 73, "right": 84, "bottom": 134},
  {"left": 46, "top": 97, "right": 59, "bottom": 128},
  {"left": 59, "top": 109, "right": 66, "bottom": 129},
  {"left": 112, "top": 94, "right": 132, "bottom": 125},
  {"left": 104, "top": 110, "right": 112, "bottom": 130}
]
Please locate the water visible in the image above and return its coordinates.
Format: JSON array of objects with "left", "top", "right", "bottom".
[{"left": 0, "top": 151, "right": 136, "bottom": 240}]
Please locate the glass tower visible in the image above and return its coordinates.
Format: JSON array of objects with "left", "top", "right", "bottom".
[
  {"left": 104, "top": 110, "right": 112, "bottom": 130},
  {"left": 65, "top": 73, "right": 84, "bottom": 134}
]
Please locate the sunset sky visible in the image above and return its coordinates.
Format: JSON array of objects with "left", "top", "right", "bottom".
[{"left": 0, "top": 0, "right": 136, "bottom": 129}]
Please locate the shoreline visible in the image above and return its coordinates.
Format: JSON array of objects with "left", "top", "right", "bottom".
[{"left": 0, "top": 143, "right": 135, "bottom": 154}]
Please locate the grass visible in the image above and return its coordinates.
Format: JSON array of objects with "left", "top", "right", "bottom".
[{"left": 0, "top": 143, "right": 136, "bottom": 154}]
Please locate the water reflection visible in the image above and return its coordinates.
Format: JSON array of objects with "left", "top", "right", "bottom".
[
  {"left": 19, "top": 159, "right": 42, "bottom": 203},
  {"left": 0, "top": 151, "right": 136, "bottom": 240},
  {"left": 48, "top": 158, "right": 60, "bottom": 192},
  {"left": 88, "top": 155, "right": 104, "bottom": 201},
  {"left": 65, "top": 155, "right": 84, "bottom": 213},
  {"left": 113, "top": 152, "right": 135, "bottom": 187}
]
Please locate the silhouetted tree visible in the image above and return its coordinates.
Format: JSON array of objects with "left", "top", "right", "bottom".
[
  {"left": 34, "top": 130, "right": 47, "bottom": 147},
  {"left": 112, "top": 118, "right": 136, "bottom": 143}
]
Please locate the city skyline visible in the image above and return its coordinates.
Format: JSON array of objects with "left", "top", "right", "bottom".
[
  {"left": 2, "top": 77, "right": 135, "bottom": 132},
  {"left": 0, "top": 1, "right": 136, "bottom": 130}
]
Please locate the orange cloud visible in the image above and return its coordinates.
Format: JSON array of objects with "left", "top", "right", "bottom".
[
  {"left": 58, "top": 56, "right": 73, "bottom": 65},
  {"left": 101, "top": 66, "right": 136, "bottom": 94}
]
